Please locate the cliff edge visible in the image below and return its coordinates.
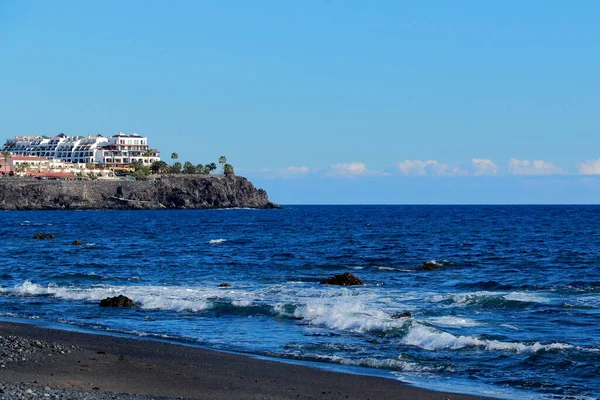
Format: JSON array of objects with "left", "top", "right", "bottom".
[{"left": 0, "top": 175, "right": 279, "bottom": 210}]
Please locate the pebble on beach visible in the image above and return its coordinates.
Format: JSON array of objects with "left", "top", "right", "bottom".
[{"left": 0, "top": 335, "right": 178, "bottom": 399}]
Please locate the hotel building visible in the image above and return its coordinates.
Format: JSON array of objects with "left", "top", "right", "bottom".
[{"left": 1, "top": 132, "right": 160, "bottom": 167}]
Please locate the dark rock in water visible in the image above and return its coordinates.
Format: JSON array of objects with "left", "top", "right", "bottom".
[
  {"left": 33, "top": 233, "right": 55, "bottom": 239},
  {"left": 422, "top": 261, "right": 440, "bottom": 271},
  {"left": 368, "top": 339, "right": 381, "bottom": 345},
  {"left": 218, "top": 283, "right": 232, "bottom": 288},
  {"left": 72, "top": 240, "right": 84, "bottom": 245},
  {"left": 391, "top": 311, "right": 412, "bottom": 319},
  {"left": 319, "top": 272, "right": 364, "bottom": 286},
  {"left": 99, "top": 295, "right": 136, "bottom": 307}
]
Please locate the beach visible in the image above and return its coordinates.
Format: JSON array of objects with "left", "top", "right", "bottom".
[{"left": 0, "top": 321, "right": 491, "bottom": 400}]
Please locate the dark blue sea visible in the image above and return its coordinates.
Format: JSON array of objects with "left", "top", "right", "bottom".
[{"left": 1, "top": 206, "right": 599, "bottom": 399}]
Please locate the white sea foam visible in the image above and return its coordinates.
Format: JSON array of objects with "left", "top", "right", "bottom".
[
  {"left": 503, "top": 292, "right": 550, "bottom": 304},
  {"left": 14, "top": 280, "right": 49, "bottom": 296},
  {"left": 430, "top": 291, "right": 496, "bottom": 304},
  {"left": 428, "top": 316, "right": 480, "bottom": 328},
  {"left": 289, "top": 352, "right": 449, "bottom": 373},
  {"left": 207, "top": 239, "right": 227, "bottom": 244},
  {"left": 430, "top": 291, "right": 551, "bottom": 307},
  {"left": 7, "top": 281, "right": 259, "bottom": 313},
  {"left": 9, "top": 280, "right": 581, "bottom": 357},
  {"left": 137, "top": 295, "right": 210, "bottom": 312},
  {"left": 293, "top": 297, "right": 409, "bottom": 334},
  {"left": 232, "top": 298, "right": 253, "bottom": 307},
  {"left": 402, "top": 323, "right": 574, "bottom": 353}
]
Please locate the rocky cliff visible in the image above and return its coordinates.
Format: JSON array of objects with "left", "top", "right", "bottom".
[{"left": 0, "top": 175, "right": 278, "bottom": 210}]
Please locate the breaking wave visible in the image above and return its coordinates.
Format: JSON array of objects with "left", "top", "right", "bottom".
[
  {"left": 3, "top": 281, "right": 594, "bottom": 358},
  {"left": 430, "top": 291, "right": 551, "bottom": 309},
  {"left": 401, "top": 323, "right": 574, "bottom": 353},
  {"left": 290, "top": 298, "right": 410, "bottom": 334}
]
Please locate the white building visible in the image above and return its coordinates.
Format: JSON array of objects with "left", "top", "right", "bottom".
[
  {"left": 1, "top": 132, "right": 161, "bottom": 167},
  {"left": 0, "top": 155, "right": 114, "bottom": 178},
  {"left": 0, "top": 156, "right": 49, "bottom": 176},
  {"left": 97, "top": 132, "right": 161, "bottom": 167}
]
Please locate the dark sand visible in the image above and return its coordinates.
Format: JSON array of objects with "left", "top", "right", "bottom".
[{"left": 0, "top": 321, "right": 494, "bottom": 400}]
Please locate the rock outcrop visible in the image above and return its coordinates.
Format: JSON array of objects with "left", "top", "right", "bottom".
[
  {"left": 99, "top": 295, "right": 136, "bottom": 307},
  {"left": 33, "top": 233, "right": 55, "bottom": 239},
  {"left": 0, "top": 175, "right": 278, "bottom": 210},
  {"left": 422, "top": 261, "right": 440, "bottom": 271},
  {"left": 319, "top": 272, "right": 364, "bottom": 286},
  {"left": 391, "top": 312, "right": 412, "bottom": 319}
]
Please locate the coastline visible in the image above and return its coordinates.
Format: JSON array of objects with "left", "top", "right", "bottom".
[
  {"left": 0, "top": 175, "right": 279, "bottom": 210},
  {"left": 0, "top": 321, "right": 494, "bottom": 400}
]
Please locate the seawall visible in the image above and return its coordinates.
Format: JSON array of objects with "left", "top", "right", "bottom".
[{"left": 0, "top": 175, "right": 278, "bottom": 210}]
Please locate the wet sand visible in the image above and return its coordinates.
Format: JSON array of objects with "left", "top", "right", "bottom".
[{"left": 0, "top": 321, "right": 494, "bottom": 399}]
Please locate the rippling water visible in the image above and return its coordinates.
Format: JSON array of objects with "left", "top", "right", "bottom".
[{"left": 1, "top": 206, "right": 599, "bottom": 399}]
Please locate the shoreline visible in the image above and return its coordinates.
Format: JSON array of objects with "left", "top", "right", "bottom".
[{"left": 0, "top": 321, "right": 495, "bottom": 400}]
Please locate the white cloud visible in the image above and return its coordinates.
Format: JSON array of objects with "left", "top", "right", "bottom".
[
  {"left": 472, "top": 158, "right": 498, "bottom": 176},
  {"left": 577, "top": 159, "right": 600, "bottom": 175},
  {"left": 508, "top": 158, "right": 566, "bottom": 175},
  {"left": 278, "top": 166, "right": 310, "bottom": 176},
  {"left": 328, "top": 162, "right": 369, "bottom": 177},
  {"left": 394, "top": 160, "right": 467, "bottom": 176},
  {"left": 395, "top": 160, "right": 435, "bottom": 176}
]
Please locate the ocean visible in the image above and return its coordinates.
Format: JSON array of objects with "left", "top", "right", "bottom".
[{"left": 0, "top": 205, "right": 599, "bottom": 399}]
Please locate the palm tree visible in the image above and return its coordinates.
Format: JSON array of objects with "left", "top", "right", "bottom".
[
  {"left": 15, "top": 162, "right": 29, "bottom": 176},
  {"left": 143, "top": 149, "right": 154, "bottom": 158},
  {"left": 129, "top": 160, "right": 142, "bottom": 170},
  {"left": 171, "top": 161, "right": 182, "bottom": 174},
  {"left": 218, "top": 157, "right": 228, "bottom": 174},
  {"left": 171, "top": 152, "right": 179, "bottom": 161},
  {"left": 223, "top": 163, "right": 234, "bottom": 177},
  {"left": 209, "top": 162, "right": 217, "bottom": 173},
  {"left": 151, "top": 160, "right": 169, "bottom": 174},
  {"left": 1, "top": 151, "right": 11, "bottom": 175},
  {"left": 183, "top": 161, "right": 196, "bottom": 174}
]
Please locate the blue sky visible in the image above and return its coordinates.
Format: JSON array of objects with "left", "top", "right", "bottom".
[{"left": 1, "top": 1, "right": 599, "bottom": 203}]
